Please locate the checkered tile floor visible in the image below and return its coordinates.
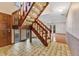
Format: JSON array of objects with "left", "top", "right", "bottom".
[{"left": 0, "top": 38, "right": 71, "bottom": 56}]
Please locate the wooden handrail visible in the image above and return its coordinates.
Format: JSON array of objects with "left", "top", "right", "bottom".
[
  {"left": 34, "top": 20, "right": 47, "bottom": 33},
  {"left": 32, "top": 18, "right": 51, "bottom": 46},
  {"left": 19, "top": 2, "right": 35, "bottom": 26},
  {"left": 36, "top": 19, "right": 51, "bottom": 32}
]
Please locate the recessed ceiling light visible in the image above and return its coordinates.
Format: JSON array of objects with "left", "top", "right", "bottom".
[{"left": 58, "top": 9, "right": 64, "bottom": 12}]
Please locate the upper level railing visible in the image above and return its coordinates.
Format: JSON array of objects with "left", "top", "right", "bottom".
[
  {"left": 12, "top": 2, "right": 34, "bottom": 28},
  {"left": 36, "top": 19, "right": 52, "bottom": 39}
]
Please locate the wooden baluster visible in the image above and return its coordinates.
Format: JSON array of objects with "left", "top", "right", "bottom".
[
  {"left": 38, "top": 25, "right": 40, "bottom": 33},
  {"left": 18, "top": 11, "right": 20, "bottom": 20},
  {"left": 40, "top": 28, "right": 42, "bottom": 37},
  {"left": 41, "top": 28, "right": 43, "bottom": 37},
  {"left": 40, "top": 26, "right": 41, "bottom": 35},
  {"left": 45, "top": 31, "right": 47, "bottom": 41},
  {"left": 20, "top": 8, "right": 21, "bottom": 19},
  {"left": 17, "top": 11, "right": 19, "bottom": 26},
  {"left": 50, "top": 25, "right": 52, "bottom": 41},
  {"left": 29, "top": 26, "right": 32, "bottom": 43},
  {"left": 23, "top": 2, "right": 25, "bottom": 16},
  {"left": 20, "top": 3, "right": 23, "bottom": 17},
  {"left": 22, "top": 3, "right": 24, "bottom": 16},
  {"left": 22, "top": 3, "right": 24, "bottom": 17},
  {"left": 34, "top": 22, "right": 36, "bottom": 30},
  {"left": 25, "top": 3, "right": 27, "bottom": 12},
  {"left": 39, "top": 27, "right": 41, "bottom": 36},
  {"left": 35, "top": 23, "right": 37, "bottom": 31},
  {"left": 28, "top": 2, "right": 31, "bottom": 6},
  {"left": 37, "top": 24, "right": 38, "bottom": 33},
  {"left": 33, "top": 23, "right": 35, "bottom": 29},
  {"left": 36, "top": 24, "right": 38, "bottom": 32},
  {"left": 43, "top": 31, "right": 45, "bottom": 39},
  {"left": 23, "top": 2, "right": 26, "bottom": 14},
  {"left": 32, "top": 23, "right": 34, "bottom": 28}
]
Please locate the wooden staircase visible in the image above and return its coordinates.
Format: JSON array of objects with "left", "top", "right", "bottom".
[
  {"left": 21, "top": 2, "right": 48, "bottom": 27},
  {"left": 12, "top": 2, "right": 52, "bottom": 46},
  {"left": 31, "top": 19, "right": 52, "bottom": 46}
]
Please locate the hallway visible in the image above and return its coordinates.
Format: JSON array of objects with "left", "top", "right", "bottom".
[
  {"left": 0, "top": 36, "right": 71, "bottom": 56},
  {"left": 0, "top": 2, "right": 73, "bottom": 56}
]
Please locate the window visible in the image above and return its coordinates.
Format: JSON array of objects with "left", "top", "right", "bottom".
[{"left": 15, "top": 2, "right": 23, "bottom": 7}]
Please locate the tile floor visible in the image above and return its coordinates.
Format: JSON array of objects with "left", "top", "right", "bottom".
[{"left": 0, "top": 38, "right": 71, "bottom": 56}]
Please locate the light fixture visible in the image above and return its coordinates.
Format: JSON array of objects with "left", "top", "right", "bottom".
[
  {"left": 58, "top": 8, "right": 64, "bottom": 12},
  {"left": 58, "top": 7, "right": 66, "bottom": 16},
  {"left": 57, "top": 6, "right": 65, "bottom": 13}
]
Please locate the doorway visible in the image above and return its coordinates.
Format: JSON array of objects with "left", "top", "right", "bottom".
[
  {"left": 14, "top": 29, "right": 20, "bottom": 43},
  {"left": 52, "top": 24, "right": 66, "bottom": 44},
  {"left": 14, "top": 28, "right": 30, "bottom": 43}
]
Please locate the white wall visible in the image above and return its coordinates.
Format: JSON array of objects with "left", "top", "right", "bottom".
[
  {"left": 21, "top": 29, "right": 27, "bottom": 40},
  {"left": 55, "top": 22, "right": 66, "bottom": 33},
  {"left": 66, "top": 2, "right": 79, "bottom": 39},
  {"left": 66, "top": 3, "right": 79, "bottom": 55}
]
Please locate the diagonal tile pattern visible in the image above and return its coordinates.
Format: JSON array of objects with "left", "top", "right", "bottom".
[{"left": 0, "top": 38, "right": 71, "bottom": 56}]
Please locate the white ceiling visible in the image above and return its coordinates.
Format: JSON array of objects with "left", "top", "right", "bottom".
[
  {"left": 39, "top": 2, "right": 71, "bottom": 24},
  {"left": 41, "top": 2, "right": 71, "bottom": 16},
  {"left": 0, "top": 2, "right": 19, "bottom": 15},
  {"left": 50, "top": 2, "right": 71, "bottom": 15},
  {"left": 0, "top": 2, "right": 71, "bottom": 17}
]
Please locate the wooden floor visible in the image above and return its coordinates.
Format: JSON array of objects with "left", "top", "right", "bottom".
[
  {"left": 0, "top": 35, "right": 71, "bottom": 56},
  {"left": 55, "top": 34, "right": 67, "bottom": 44}
]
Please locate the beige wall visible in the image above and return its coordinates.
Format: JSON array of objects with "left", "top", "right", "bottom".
[{"left": 0, "top": 2, "right": 19, "bottom": 15}]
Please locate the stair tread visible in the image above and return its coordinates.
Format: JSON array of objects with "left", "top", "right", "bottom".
[
  {"left": 34, "top": 4, "right": 43, "bottom": 11},
  {"left": 22, "top": 20, "right": 32, "bottom": 26},
  {"left": 36, "top": 2, "right": 47, "bottom": 6},
  {"left": 31, "top": 8, "right": 40, "bottom": 14},
  {"left": 29, "top": 11, "right": 37, "bottom": 18},
  {"left": 27, "top": 15, "right": 35, "bottom": 19},
  {"left": 26, "top": 19, "right": 34, "bottom": 22}
]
